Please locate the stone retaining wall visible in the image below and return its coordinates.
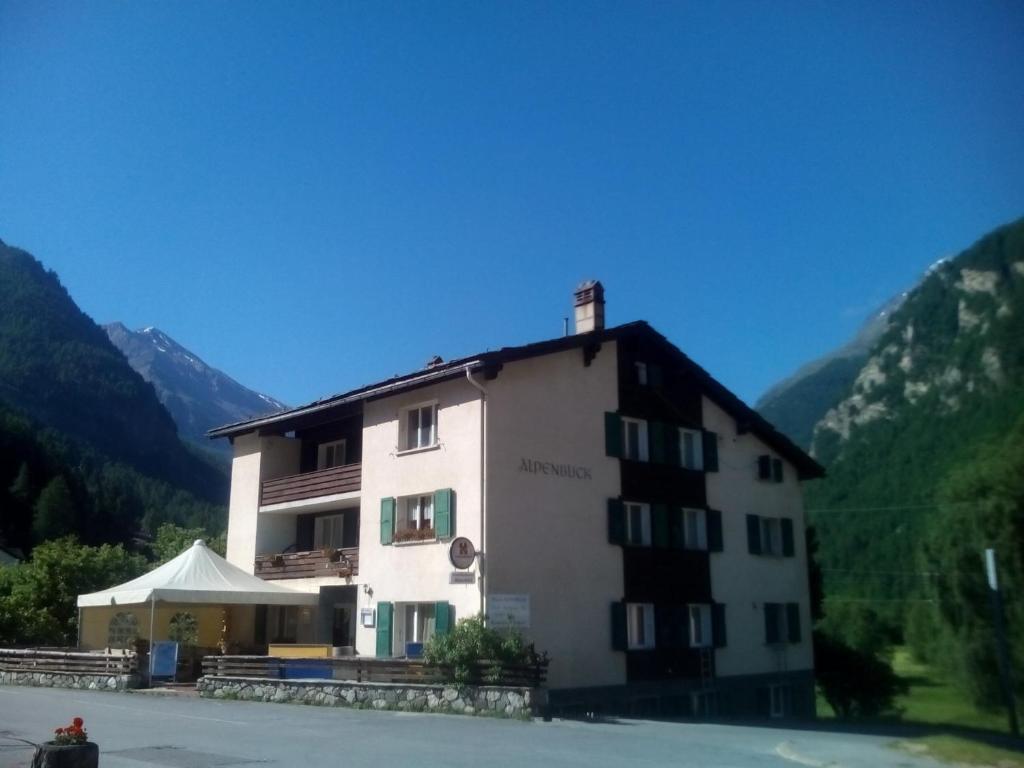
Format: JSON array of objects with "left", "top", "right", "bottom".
[
  {"left": 0, "top": 670, "right": 141, "bottom": 691},
  {"left": 197, "top": 675, "right": 537, "bottom": 718}
]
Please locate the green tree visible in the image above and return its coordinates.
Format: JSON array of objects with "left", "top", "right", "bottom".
[
  {"left": 815, "top": 630, "right": 907, "bottom": 718},
  {"left": 0, "top": 537, "right": 147, "bottom": 646},
  {"left": 32, "top": 475, "right": 77, "bottom": 542},
  {"left": 8, "top": 462, "right": 32, "bottom": 505},
  {"left": 423, "top": 615, "right": 547, "bottom": 684},
  {"left": 152, "top": 522, "right": 226, "bottom": 563}
]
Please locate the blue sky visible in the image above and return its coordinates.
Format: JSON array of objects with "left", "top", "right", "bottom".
[{"left": 1, "top": 1, "right": 1022, "bottom": 408}]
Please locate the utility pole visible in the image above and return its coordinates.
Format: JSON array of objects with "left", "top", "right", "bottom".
[{"left": 985, "top": 548, "right": 1019, "bottom": 737}]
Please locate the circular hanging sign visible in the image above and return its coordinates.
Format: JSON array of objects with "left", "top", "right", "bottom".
[{"left": 448, "top": 537, "right": 477, "bottom": 569}]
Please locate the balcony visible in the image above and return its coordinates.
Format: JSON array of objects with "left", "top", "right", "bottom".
[
  {"left": 254, "top": 547, "right": 360, "bottom": 581},
  {"left": 260, "top": 462, "right": 361, "bottom": 508}
]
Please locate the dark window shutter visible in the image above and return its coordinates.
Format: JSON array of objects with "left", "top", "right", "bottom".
[
  {"left": 605, "top": 412, "right": 623, "bottom": 458},
  {"left": 707, "top": 509, "right": 723, "bottom": 552},
  {"left": 772, "top": 458, "right": 783, "bottom": 483},
  {"left": 667, "top": 426, "right": 682, "bottom": 467},
  {"left": 376, "top": 602, "right": 393, "bottom": 657},
  {"left": 380, "top": 497, "right": 395, "bottom": 545},
  {"left": 296, "top": 515, "right": 314, "bottom": 551},
  {"left": 746, "top": 514, "right": 762, "bottom": 555},
  {"left": 649, "top": 421, "right": 666, "bottom": 464},
  {"left": 712, "top": 603, "right": 727, "bottom": 648},
  {"left": 787, "top": 603, "right": 801, "bottom": 643},
  {"left": 434, "top": 488, "right": 453, "bottom": 539},
  {"left": 670, "top": 507, "right": 686, "bottom": 549},
  {"left": 757, "top": 455, "right": 771, "bottom": 480},
  {"left": 702, "top": 431, "right": 719, "bottom": 472},
  {"left": 648, "top": 363, "right": 664, "bottom": 389},
  {"left": 607, "top": 499, "right": 626, "bottom": 545},
  {"left": 652, "top": 504, "right": 670, "bottom": 548},
  {"left": 611, "top": 603, "right": 627, "bottom": 651},
  {"left": 765, "top": 603, "right": 780, "bottom": 644},
  {"left": 781, "top": 518, "right": 795, "bottom": 557},
  {"left": 435, "top": 602, "right": 452, "bottom": 636}
]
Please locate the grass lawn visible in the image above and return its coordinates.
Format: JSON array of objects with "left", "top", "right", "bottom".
[{"left": 817, "top": 646, "right": 1023, "bottom": 765}]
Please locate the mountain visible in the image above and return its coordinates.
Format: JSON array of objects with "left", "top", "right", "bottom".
[
  {"left": 798, "top": 216, "right": 1024, "bottom": 618},
  {"left": 0, "top": 238, "right": 227, "bottom": 551},
  {"left": 756, "top": 292, "right": 906, "bottom": 449},
  {"left": 104, "top": 323, "right": 287, "bottom": 457}
]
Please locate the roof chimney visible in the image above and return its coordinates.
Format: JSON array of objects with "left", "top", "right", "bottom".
[{"left": 573, "top": 280, "right": 605, "bottom": 334}]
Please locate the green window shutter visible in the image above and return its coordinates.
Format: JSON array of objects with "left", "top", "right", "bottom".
[
  {"left": 669, "top": 507, "right": 686, "bottom": 549},
  {"left": 757, "top": 455, "right": 771, "bottom": 480},
  {"left": 434, "top": 488, "right": 453, "bottom": 539},
  {"left": 607, "top": 499, "right": 626, "bottom": 545},
  {"left": 702, "top": 431, "right": 719, "bottom": 472},
  {"left": 376, "top": 602, "right": 393, "bottom": 657},
  {"left": 434, "top": 602, "right": 452, "bottom": 636},
  {"left": 772, "top": 458, "right": 784, "bottom": 483},
  {"left": 764, "top": 603, "right": 779, "bottom": 644},
  {"left": 651, "top": 504, "right": 670, "bottom": 548},
  {"left": 781, "top": 518, "right": 795, "bottom": 557},
  {"left": 707, "top": 509, "right": 723, "bottom": 552},
  {"left": 604, "top": 412, "right": 623, "bottom": 458},
  {"left": 648, "top": 363, "right": 664, "bottom": 389},
  {"left": 712, "top": 603, "right": 727, "bottom": 648},
  {"left": 611, "top": 603, "right": 627, "bottom": 651},
  {"left": 746, "top": 514, "right": 761, "bottom": 555},
  {"left": 380, "top": 497, "right": 395, "bottom": 545},
  {"left": 649, "top": 421, "right": 666, "bottom": 464},
  {"left": 787, "top": 603, "right": 801, "bottom": 643}
]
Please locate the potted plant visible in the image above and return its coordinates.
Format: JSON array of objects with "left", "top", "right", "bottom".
[{"left": 33, "top": 717, "right": 98, "bottom": 768}]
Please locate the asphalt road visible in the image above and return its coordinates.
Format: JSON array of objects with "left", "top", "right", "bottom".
[{"left": 0, "top": 686, "right": 942, "bottom": 768}]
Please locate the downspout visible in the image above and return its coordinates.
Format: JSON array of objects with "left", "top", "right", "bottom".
[{"left": 465, "top": 368, "right": 487, "bottom": 620}]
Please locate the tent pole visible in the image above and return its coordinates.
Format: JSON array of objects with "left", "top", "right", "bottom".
[
  {"left": 148, "top": 596, "right": 156, "bottom": 682},
  {"left": 76, "top": 607, "right": 82, "bottom": 649}
]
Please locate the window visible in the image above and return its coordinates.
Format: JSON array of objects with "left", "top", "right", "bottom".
[
  {"left": 625, "top": 502, "right": 651, "bottom": 546},
  {"left": 627, "top": 603, "right": 656, "bottom": 649},
  {"left": 689, "top": 604, "right": 712, "bottom": 648},
  {"left": 168, "top": 611, "right": 198, "bottom": 647},
  {"left": 395, "top": 494, "right": 434, "bottom": 542},
  {"left": 622, "top": 417, "right": 649, "bottom": 462},
  {"left": 683, "top": 508, "right": 707, "bottom": 550},
  {"left": 107, "top": 612, "right": 139, "bottom": 650},
  {"left": 396, "top": 603, "right": 436, "bottom": 656},
  {"left": 758, "top": 455, "right": 784, "bottom": 483},
  {"left": 314, "top": 513, "right": 346, "bottom": 550},
  {"left": 691, "top": 691, "right": 717, "bottom": 717},
  {"left": 679, "top": 429, "right": 704, "bottom": 470},
  {"left": 317, "top": 439, "right": 347, "bottom": 469},
  {"left": 761, "top": 518, "right": 782, "bottom": 556},
  {"left": 635, "top": 362, "right": 648, "bottom": 386},
  {"left": 764, "top": 602, "right": 800, "bottom": 645},
  {"left": 770, "top": 685, "right": 790, "bottom": 718},
  {"left": 401, "top": 403, "right": 437, "bottom": 451},
  {"left": 268, "top": 605, "right": 299, "bottom": 643}
]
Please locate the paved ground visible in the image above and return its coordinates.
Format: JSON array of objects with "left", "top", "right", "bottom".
[{"left": 0, "top": 686, "right": 943, "bottom": 768}]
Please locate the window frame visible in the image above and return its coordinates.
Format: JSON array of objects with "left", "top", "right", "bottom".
[
  {"left": 626, "top": 602, "right": 656, "bottom": 650},
  {"left": 394, "top": 493, "right": 436, "bottom": 542},
  {"left": 689, "top": 603, "right": 713, "bottom": 648},
  {"left": 679, "top": 428, "right": 704, "bottom": 471},
  {"left": 635, "top": 361, "right": 648, "bottom": 386},
  {"left": 394, "top": 602, "right": 438, "bottom": 656},
  {"left": 317, "top": 439, "right": 347, "bottom": 470},
  {"left": 313, "top": 513, "right": 346, "bottom": 550},
  {"left": 769, "top": 684, "right": 789, "bottom": 718},
  {"left": 624, "top": 501, "right": 652, "bottom": 547},
  {"left": 683, "top": 507, "right": 708, "bottom": 550},
  {"left": 765, "top": 602, "right": 788, "bottom": 645},
  {"left": 761, "top": 517, "right": 783, "bottom": 556},
  {"left": 621, "top": 417, "right": 649, "bottom": 462},
  {"left": 398, "top": 401, "right": 439, "bottom": 453}
]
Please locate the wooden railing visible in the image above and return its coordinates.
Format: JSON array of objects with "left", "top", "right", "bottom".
[
  {"left": 0, "top": 648, "right": 138, "bottom": 675},
  {"left": 254, "top": 547, "right": 359, "bottom": 580},
  {"left": 201, "top": 655, "right": 548, "bottom": 688},
  {"left": 260, "top": 462, "right": 361, "bottom": 506}
]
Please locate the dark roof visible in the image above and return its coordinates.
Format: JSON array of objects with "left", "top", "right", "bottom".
[{"left": 208, "top": 321, "right": 823, "bottom": 479}]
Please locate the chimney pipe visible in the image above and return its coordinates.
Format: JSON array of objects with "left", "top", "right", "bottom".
[{"left": 573, "top": 280, "right": 605, "bottom": 334}]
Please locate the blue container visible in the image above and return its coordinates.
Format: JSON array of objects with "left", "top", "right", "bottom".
[
  {"left": 405, "top": 642, "right": 424, "bottom": 658},
  {"left": 282, "top": 659, "right": 333, "bottom": 679}
]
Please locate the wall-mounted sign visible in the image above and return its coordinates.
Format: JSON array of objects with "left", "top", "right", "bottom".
[
  {"left": 488, "top": 594, "right": 530, "bottom": 630},
  {"left": 519, "top": 458, "right": 592, "bottom": 480},
  {"left": 360, "top": 608, "right": 375, "bottom": 628},
  {"left": 448, "top": 537, "right": 477, "bottom": 569},
  {"left": 449, "top": 571, "right": 476, "bottom": 585}
]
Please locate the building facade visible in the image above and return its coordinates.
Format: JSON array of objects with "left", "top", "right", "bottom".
[{"left": 212, "top": 282, "right": 822, "bottom": 717}]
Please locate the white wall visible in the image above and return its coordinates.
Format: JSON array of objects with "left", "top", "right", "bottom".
[
  {"left": 703, "top": 396, "right": 814, "bottom": 677},
  {"left": 354, "top": 379, "right": 484, "bottom": 656},
  {"left": 484, "top": 343, "right": 624, "bottom": 689}
]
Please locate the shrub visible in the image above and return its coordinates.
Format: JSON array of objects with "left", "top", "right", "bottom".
[
  {"left": 423, "top": 614, "right": 547, "bottom": 685},
  {"left": 814, "top": 630, "right": 907, "bottom": 718}
]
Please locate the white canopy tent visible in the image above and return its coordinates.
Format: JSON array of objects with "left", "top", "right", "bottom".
[{"left": 77, "top": 540, "right": 317, "bottom": 676}]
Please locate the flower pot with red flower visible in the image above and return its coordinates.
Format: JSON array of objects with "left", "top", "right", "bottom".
[{"left": 32, "top": 717, "right": 98, "bottom": 768}]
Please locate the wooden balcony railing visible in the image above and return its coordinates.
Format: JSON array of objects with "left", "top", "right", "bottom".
[
  {"left": 260, "top": 462, "right": 361, "bottom": 507},
  {"left": 254, "top": 547, "right": 359, "bottom": 580}
]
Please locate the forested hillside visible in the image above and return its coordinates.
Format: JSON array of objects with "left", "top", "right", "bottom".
[
  {"left": 803, "top": 217, "right": 1024, "bottom": 623},
  {"left": 0, "top": 239, "right": 227, "bottom": 553}
]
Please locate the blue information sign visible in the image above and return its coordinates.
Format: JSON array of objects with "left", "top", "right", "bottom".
[{"left": 151, "top": 641, "right": 179, "bottom": 680}]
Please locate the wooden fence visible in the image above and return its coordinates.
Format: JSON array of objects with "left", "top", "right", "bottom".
[
  {"left": 0, "top": 647, "right": 138, "bottom": 676},
  {"left": 202, "top": 654, "right": 547, "bottom": 688}
]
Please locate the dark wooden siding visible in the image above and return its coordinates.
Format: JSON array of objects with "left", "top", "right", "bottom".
[
  {"left": 260, "top": 463, "right": 361, "bottom": 506},
  {"left": 296, "top": 415, "right": 363, "bottom": 473},
  {"left": 620, "top": 463, "right": 706, "bottom": 507},
  {"left": 622, "top": 549, "right": 711, "bottom": 604},
  {"left": 254, "top": 547, "right": 359, "bottom": 580}
]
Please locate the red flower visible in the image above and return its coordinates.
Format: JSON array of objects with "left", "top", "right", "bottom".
[
  {"left": 54, "top": 728, "right": 63, "bottom": 735},
  {"left": 72, "top": 717, "right": 83, "bottom": 728}
]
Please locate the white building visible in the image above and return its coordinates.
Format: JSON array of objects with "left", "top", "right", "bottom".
[{"left": 211, "top": 282, "right": 822, "bottom": 718}]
